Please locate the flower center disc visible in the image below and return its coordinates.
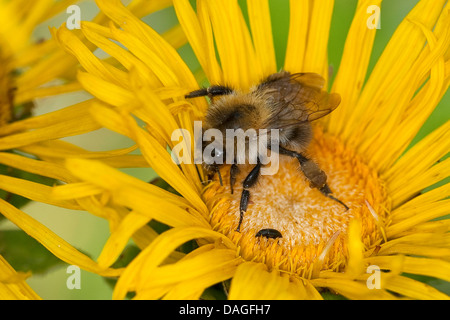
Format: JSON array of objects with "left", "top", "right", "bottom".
[{"left": 203, "top": 127, "right": 388, "bottom": 277}]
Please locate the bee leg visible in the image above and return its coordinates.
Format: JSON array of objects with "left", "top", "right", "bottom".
[
  {"left": 236, "top": 162, "right": 261, "bottom": 232},
  {"left": 237, "top": 190, "right": 250, "bottom": 232},
  {"left": 215, "top": 165, "right": 223, "bottom": 186},
  {"left": 319, "top": 184, "right": 349, "bottom": 210},
  {"left": 185, "top": 85, "right": 234, "bottom": 99},
  {"left": 207, "top": 164, "right": 223, "bottom": 186},
  {"left": 230, "top": 164, "right": 239, "bottom": 194},
  {"left": 278, "top": 146, "right": 348, "bottom": 210}
]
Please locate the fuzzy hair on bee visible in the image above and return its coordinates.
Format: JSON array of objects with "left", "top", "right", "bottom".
[{"left": 186, "top": 70, "right": 348, "bottom": 233}]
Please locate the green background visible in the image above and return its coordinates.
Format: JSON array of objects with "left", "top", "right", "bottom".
[{"left": 0, "top": 0, "right": 447, "bottom": 299}]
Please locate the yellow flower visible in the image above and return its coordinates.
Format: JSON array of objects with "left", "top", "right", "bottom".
[
  {"left": 0, "top": 0, "right": 184, "bottom": 299},
  {"left": 14, "top": 0, "right": 450, "bottom": 299},
  {"left": 0, "top": 0, "right": 86, "bottom": 299}
]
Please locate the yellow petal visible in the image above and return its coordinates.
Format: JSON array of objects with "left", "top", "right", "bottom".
[
  {"left": 153, "top": 248, "right": 237, "bottom": 287},
  {"left": 284, "top": 0, "right": 309, "bottom": 73},
  {"left": 109, "top": 24, "right": 180, "bottom": 87},
  {"left": 97, "top": 211, "right": 156, "bottom": 268},
  {"left": 303, "top": 0, "right": 335, "bottom": 82},
  {"left": 379, "top": 244, "right": 450, "bottom": 260},
  {"left": 396, "top": 220, "right": 450, "bottom": 236},
  {"left": 379, "top": 227, "right": 450, "bottom": 261},
  {"left": 345, "top": 220, "right": 365, "bottom": 277},
  {"left": 247, "top": 0, "right": 277, "bottom": 77},
  {"left": 384, "top": 274, "right": 449, "bottom": 300},
  {"left": 387, "top": 199, "right": 450, "bottom": 237},
  {"left": 161, "top": 24, "right": 189, "bottom": 51},
  {"left": 204, "top": 0, "right": 259, "bottom": 90},
  {"left": 53, "top": 26, "right": 128, "bottom": 87},
  {"left": 113, "top": 226, "right": 235, "bottom": 299},
  {"left": 329, "top": 0, "right": 382, "bottom": 136},
  {"left": 130, "top": 76, "right": 183, "bottom": 144},
  {"left": 16, "top": 49, "right": 77, "bottom": 93},
  {"left": 0, "top": 100, "right": 93, "bottom": 137},
  {"left": 15, "top": 82, "right": 83, "bottom": 105},
  {"left": 389, "top": 183, "right": 450, "bottom": 221},
  {"left": 133, "top": 125, "right": 207, "bottom": 214},
  {"left": 196, "top": 0, "right": 223, "bottom": 85},
  {"left": 125, "top": 0, "right": 172, "bottom": 16},
  {"left": 362, "top": 13, "right": 450, "bottom": 171},
  {"left": 173, "top": 0, "right": 223, "bottom": 86},
  {"left": 88, "top": 102, "right": 133, "bottom": 138},
  {"left": 81, "top": 21, "right": 160, "bottom": 87},
  {"left": 77, "top": 71, "right": 134, "bottom": 108},
  {"left": 51, "top": 182, "right": 105, "bottom": 200},
  {"left": 0, "top": 108, "right": 101, "bottom": 151},
  {"left": 365, "top": 255, "right": 450, "bottom": 282},
  {"left": 289, "top": 277, "right": 323, "bottom": 300},
  {"left": 0, "top": 1, "right": 30, "bottom": 53},
  {"left": 383, "top": 121, "right": 450, "bottom": 193},
  {"left": 129, "top": 76, "right": 204, "bottom": 190},
  {"left": 0, "top": 198, "right": 121, "bottom": 277},
  {"left": 311, "top": 276, "right": 396, "bottom": 300},
  {"left": 228, "top": 262, "right": 301, "bottom": 299},
  {"left": 20, "top": 0, "right": 53, "bottom": 36},
  {"left": 0, "top": 152, "right": 75, "bottom": 183},
  {"left": 382, "top": 231, "right": 450, "bottom": 249},
  {"left": 96, "top": 155, "right": 149, "bottom": 169},
  {"left": 390, "top": 158, "right": 450, "bottom": 209},
  {"left": 344, "top": 0, "right": 447, "bottom": 140},
  {"left": 96, "top": 0, "right": 197, "bottom": 88},
  {"left": 19, "top": 139, "right": 138, "bottom": 160},
  {"left": 64, "top": 158, "right": 207, "bottom": 228},
  {"left": 161, "top": 256, "right": 239, "bottom": 299},
  {"left": 0, "top": 255, "right": 40, "bottom": 300},
  {"left": 138, "top": 247, "right": 240, "bottom": 300},
  {"left": 173, "top": 0, "right": 215, "bottom": 81},
  {"left": 0, "top": 174, "right": 81, "bottom": 210},
  {"left": 37, "top": 0, "right": 78, "bottom": 23}
]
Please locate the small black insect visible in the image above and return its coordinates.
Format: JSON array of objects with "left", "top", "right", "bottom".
[{"left": 255, "top": 228, "right": 282, "bottom": 239}]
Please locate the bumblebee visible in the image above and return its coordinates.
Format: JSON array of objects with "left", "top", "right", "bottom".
[{"left": 186, "top": 71, "right": 348, "bottom": 232}]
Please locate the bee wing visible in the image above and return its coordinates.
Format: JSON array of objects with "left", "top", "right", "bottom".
[
  {"left": 289, "top": 72, "right": 326, "bottom": 90},
  {"left": 288, "top": 73, "right": 341, "bottom": 121},
  {"left": 258, "top": 72, "right": 341, "bottom": 125}
]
